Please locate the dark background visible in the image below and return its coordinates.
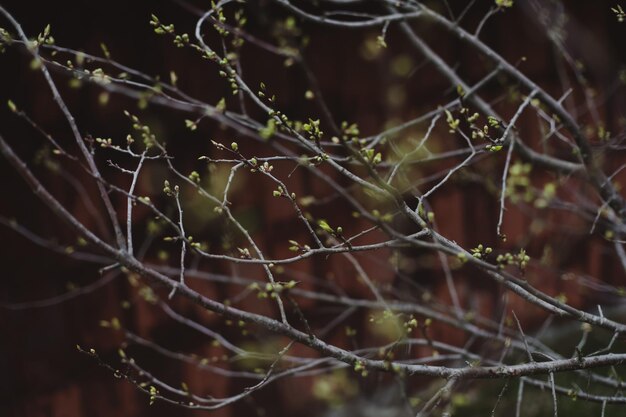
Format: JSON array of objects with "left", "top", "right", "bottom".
[{"left": 1, "top": 1, "right": 625, "bottom": 416}]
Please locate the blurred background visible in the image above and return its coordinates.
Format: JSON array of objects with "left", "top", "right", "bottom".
[{"left": 1, "top": 1, "right": 626, "bottom": 416}]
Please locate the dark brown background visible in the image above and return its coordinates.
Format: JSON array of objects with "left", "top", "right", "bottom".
[{"left": 1, "top": 1, "right": 625, "bottom": 416}]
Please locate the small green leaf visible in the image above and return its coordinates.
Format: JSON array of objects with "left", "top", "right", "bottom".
[
  {"left": 318, "top": 219, "right": 334, "bottom": 234},
  {"left": 495, "top": 0, "right": 513, "bottom": 8}
]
